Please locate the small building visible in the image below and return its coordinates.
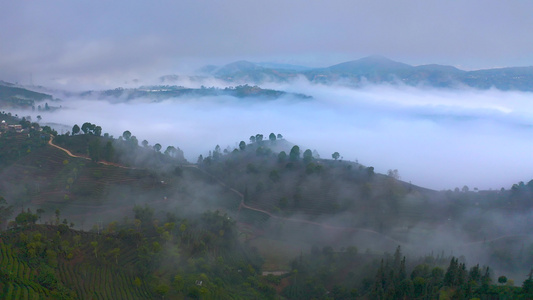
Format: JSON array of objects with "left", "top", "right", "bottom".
[{"left": 8, "top": 124, "right": 23, "bottom": 133}]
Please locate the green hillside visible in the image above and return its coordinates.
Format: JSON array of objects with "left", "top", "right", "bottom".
[
  {"left": 0, "top": 83, "right": 53, "bottom": 109},
  {"left": 0, "top": 209, "right": 268, "bottom": 299},
  {"left": 2, "top": 113, "right": 533, "bottom": 299}
]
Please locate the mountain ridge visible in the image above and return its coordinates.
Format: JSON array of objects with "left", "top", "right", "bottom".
[{"left": 202, "top": 56, "right": 533, "bottom": 91}]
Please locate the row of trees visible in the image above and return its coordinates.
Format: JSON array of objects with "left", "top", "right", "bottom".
[
  {"left": 249, "top": 133, "right": 283, "bottom": 144},
  {"left": 282, "top": 244, "right": 530, "bottom": 299},
  {"left": 72, "top": 122, "right": 102, "bottom": 136}
]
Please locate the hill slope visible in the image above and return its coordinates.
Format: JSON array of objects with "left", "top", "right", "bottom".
[{"left": 0, "top": 82, "right": 54, "bottom": 109}]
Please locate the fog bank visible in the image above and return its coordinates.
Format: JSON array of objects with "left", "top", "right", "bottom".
[{"left": 25, "top": 82, "right": 533, "bottom": 191}]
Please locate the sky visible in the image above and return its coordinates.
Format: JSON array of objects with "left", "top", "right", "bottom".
[{"left": 2, "top": 1, "right": 533, "bottom": 86}]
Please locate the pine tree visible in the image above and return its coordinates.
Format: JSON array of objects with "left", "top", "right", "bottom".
[{"left": 444, "top": 257, "right": 458, "bottom": 287}]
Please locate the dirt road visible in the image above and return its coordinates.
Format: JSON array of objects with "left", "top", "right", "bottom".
[{"left": 48, "top": 135, "right": 135, "bottom": 169}]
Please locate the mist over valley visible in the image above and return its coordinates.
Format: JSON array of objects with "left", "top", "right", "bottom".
[{"left": 9, "top": 74, "right": 533, "bottom": 191}]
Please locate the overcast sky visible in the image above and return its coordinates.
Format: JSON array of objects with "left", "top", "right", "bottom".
[{"left": 2, "top": 0, "right": 533, "bottom": 87}]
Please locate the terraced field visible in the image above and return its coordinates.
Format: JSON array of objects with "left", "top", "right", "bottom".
[
  {"left": 0, "top": 240, "right": 51, "bottom": 299},
  {"left": 58, "top": 262, "right": 152, "bottom": 299}
]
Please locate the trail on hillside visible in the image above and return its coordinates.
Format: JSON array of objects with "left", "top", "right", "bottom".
[
  {"left": 188, "top": 165, "right": 404, "bottom": 245},
  {"left": 48, "top": 138, "right": 529, "bottom": 248},
  {"left": 189, "top": 166, "right": 533, "bottom": 248},
  {"left": 48, "top": 135, "right": 135, "bottom": 169}
]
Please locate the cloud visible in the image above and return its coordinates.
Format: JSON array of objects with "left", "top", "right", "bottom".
[
  {"left": 23, "top": 80, "right": 533, "bottom": 191},
  {"left": 2, "top": 1, "right": 533, "bottom": 86}
]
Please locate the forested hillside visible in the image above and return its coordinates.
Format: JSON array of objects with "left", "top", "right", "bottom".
[
  {"left": 1, "top": 113, "right": 533, "bottom": 299},
  {"left": 0, "top": 82, "right": 54, "bottom": 109}
]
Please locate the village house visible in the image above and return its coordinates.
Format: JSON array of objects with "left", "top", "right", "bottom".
[{"left": 8, "top": 124, "right": 24, "bottom": 133}]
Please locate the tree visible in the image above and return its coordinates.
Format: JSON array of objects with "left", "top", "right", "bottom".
[
  {"left": 72, "top": 124, "right": 80, "bottom": 135},
  {"left": 15, "top": 209, "right": 38, "bottom": 227},
  {"left": 0, "top": 196, "right": 13, "bottom": 229},
  {"left": 153, "top": 143, "right": 162, "bottom": 152},
  {"left": 278, "top": 151, "right": 287, "bottom": 163},
  {"left": 155, "top": 284, "right": 169, "bottom": 298},
  {"left": 142, "top": 140, "right": 149, "bottom": 147},
  {"left": 277, "top": 133, "right": 283, "bottom": 139},
  {"left": 90, "top": 241, "right": 98, "bottom": 258},
  {"left": 255, "top": 134, "right": 264, "bottom": 143},
  {"left": 88, "top": 123, "right": 96, "bottom": 134},
  {"left": 444, "top": 257, "right": 458, "bottom": 287},
  {"left": 289, "top": 145, "right": 300, "bottom": 161},
  {"left": 55, "top": 209, "right": 60, "bottom": 224},
  {"left": 122, "top": 130, "right": 132, "bottom": 140},
  {"left": 81, "top": 122, "right": 92, "bottom": 134},
  {"left": 173, "top": 275, "right": 184, "bottom": 292},
  {"left": 269, "top": 133, "right": 276, "bottom": 143},
  {"left": 498, "top": 275, "right": 507, "bottom": 285},
  {"left": 175, "top": 147, "right": 185, "bottom": 161},
  {"left": 303, "top": 149, "right": 313, "bottom": 163},
  {"left": 133, "top": 204, "right": 154, "bottom": 224},
  {"left": 165, "top": 146, "right": 176, "bottom": 156},
  {"left": 213, "top": 145, "right": 221, "bottom": 160},
  {"left": 523, "top": 272, "right": 533, "bottom": 296},
  {"left": 239, "top": 141, "right": 246, "bottom": 151},
  {"left": 332, "top": 152, "right": 340, "bottom": 161},
  {"left": 388, "top": 169, "right": 400, "bottom": 180},
  {"left": 130, "top": 136, "right": 139, "bottom": 147},
  {"left": 37, "top": 115, "right": 42, "bottom": 122},
  {"left": 94, "top": 126, "right": 102, "bottom": 136},
  {"left": 249, "top": 135, "right": 256, "bottom": 143}
]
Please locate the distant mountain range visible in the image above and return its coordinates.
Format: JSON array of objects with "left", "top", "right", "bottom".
[
  {"left": 201, "top": 55, "right": 533, "bottom": 91},
  {"left": 2, "top": 56, "right": 533, "bottom": 109}
]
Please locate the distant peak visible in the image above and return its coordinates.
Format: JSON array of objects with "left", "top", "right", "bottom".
[
  {"left": 355, "top": 55, "right": 407, "bottom": 66},
  {"left": 214, "top": 60, "right": 263, "bottom": 76},
  {"left": 224, "top": 60, "right": 258, "bottom": 67},
  {"left": 360, "top": 54, "right": 392, "bottom": 61},
  {"left": 327, "top": 55, "right": 412, "bottom": 72}
]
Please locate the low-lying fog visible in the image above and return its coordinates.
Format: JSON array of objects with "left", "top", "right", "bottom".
[{"left": 25, "top": 81, "right": 533, "bottom": 191}]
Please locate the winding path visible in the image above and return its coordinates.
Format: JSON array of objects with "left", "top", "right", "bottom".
[
  {"left": 192, "top": 166, "right": 533, "bottom": 248},
  {"left": 191, "top": 165, "right": 404, "bottom": 245},
  {"left": 48, "top": 135, "right": 135, "bottom": 169}
]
